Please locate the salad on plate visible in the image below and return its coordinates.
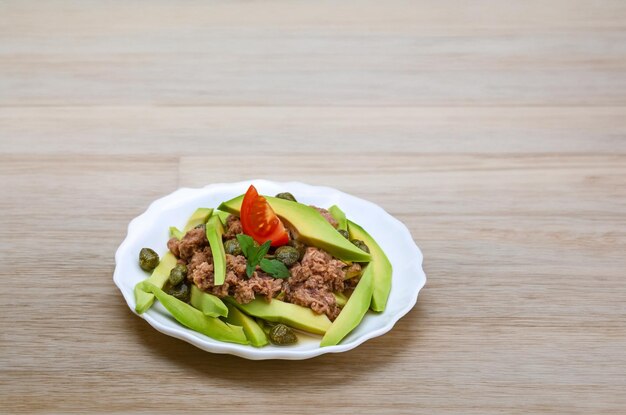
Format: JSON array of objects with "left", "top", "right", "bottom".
[{"left": 134, "top": 185, "right": 392, "bottom": 347}]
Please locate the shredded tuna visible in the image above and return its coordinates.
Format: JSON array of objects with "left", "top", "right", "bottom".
[
  {"left": 185, "top": 252, "right": 281, "bottom": 303},
  {"left": 293, "top": 247, "right": 346, "bottom": 292},
  {"left": 211, "top": 271, "right": 240, "bottom": 298},
  {"left": 287, "top": 285, "right": 341, "bottom": 320},
  {"left": 344, "top": 274, "right": 361, "bottom": 292},
  {"left": 234, "top": 273, "right": 283, "bottom": 304},
  {"left": 311, "top": 206, "right": 338, "bottom": 228},
  {"left": 167, "top": 237, "right": 180, "bottom": 258},
  {"left": 226, "top": 254, "right": 247, "bottom": 278},
  {"left": 167, "top": 221, "right": 354, "bottom": 321},
  {"left": 224, "top": 215, "right": 243, "bottom": 239},
  {"left": 191, "top": 262, "right": 215, "bottom": 291},
  {"left": 284, "top": 247, "right": 348, "bottom": 320},
  {"left": 187, "top": 246, "right": 212, "bottom": 277},
  {"left": 170, "top": 228, "right": 208, "bottom": 260}
]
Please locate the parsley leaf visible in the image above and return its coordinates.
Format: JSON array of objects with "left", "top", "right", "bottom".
[{"left": 260, "top": 258, "right": 290, "bottom": 279}]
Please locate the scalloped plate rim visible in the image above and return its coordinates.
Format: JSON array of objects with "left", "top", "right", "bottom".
[{"left": 113, "top": 180, "right": 426, "bottom": 360}]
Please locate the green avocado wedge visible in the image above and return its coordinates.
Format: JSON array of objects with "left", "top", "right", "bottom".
[
  {"left": 320, "top": 265, "right": 374, "bottom": 347},
  {"left": 134, "top": 252, "right": 178, "bottom": 314},
  {"left": 348, "top": 220, "right": 392, "bottom": 312},
  {"left": 328, "top": 205, "right": 347, "bottom": 231},
  {"left": 333, "top": 291, "right": 349, "bottom": 308},
  {"left": 225, "top": 297, "right": 332, "bottom": 335},
  {"left": 183, "top": 207, "right": 213, "bottom": 232},
  {"left": 134, "top": 207, "right": 213, "bottom": 313},
  {"left": 169, "top": 226, "right": 184, "bottom": 240},
  {"left": 214, "top": 209, "right": 231, "bottom": 226},
  {"left": 170, "top": 207, "right": 213, "bottom": 240},
  {"left": 140, "top": 282, "right": 248, "bottom": 345},
  {"left": 205, "top": 215, "right": 226, "bottom": 285},
  {"left": 225, "top": 304, "right": 269, "bottom": 347},
  {"left": 190, "top": 285, "right": 228, "bottom": 318},
  {"left": 218, "top": 195, "right": 371, "bottom": 263}
]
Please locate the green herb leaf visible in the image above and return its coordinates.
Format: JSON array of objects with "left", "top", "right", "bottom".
[
  {"left": 254, "top": 241, "right": 271, "bottom": 264},
  {"left": 245, "top": 262, "right": 255, "bottom": 279},
  {"left": 236, "top": 234, "right": 256, "bottom": 258},
  {"left": 237, "top": 235, "right": 273, "bottom": 278},
  {"left": 260, "top": 258, "right": 291, "bottom": 279}
]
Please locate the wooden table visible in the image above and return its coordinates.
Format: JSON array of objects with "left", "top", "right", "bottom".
[{"left": 1, "top": 1, "right": 625, "bottom": 413}]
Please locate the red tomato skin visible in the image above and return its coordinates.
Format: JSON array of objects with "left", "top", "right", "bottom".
[{"left": 240, "top": 185, "right": 289, "bottom": 247}]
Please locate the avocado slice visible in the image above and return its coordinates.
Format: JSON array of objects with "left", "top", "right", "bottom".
[
  {"left": 134, "top": 252, "right": 178, "bottom": 314},
  {"left": 190, "top": 285, "right": 228, "bottom": 317},
  {"left": 134, "top": 207, "right": 213, "bottom": 313},
  {"left": 328, "top": 205, "right": 347, "bottom": 231},
  {"left": 348, "top": 220, "right": 392, "bottom": 312},
  {"left": 183, "top": 207, "right": 213, "bottom": 232},
  {"left": 170, "top": 208, "right": 213, "bottom": 240},
  {"left": 320, "top": 219, "right": 393, "bottom": 346},
  {"left": 218, "top": 195, "right": 371, "bottom": 263},
  {"left": 333, "top": 291, "right": 348, "bottom": 308},
  {"left": 169, "top": 226, "right": 184, "bottom": 240},
  {"left": 225, "top": 303, "right": 269, "bottom": 347},
  {"left": 225, "top": 297, "right": 332, "bottom": 335},
  {"left": 214, "top": 209, "right": 231, "bottom": 226},
  {"left": 141, "top": 282, "right": 248, "bottom": 345},
  {"left": 205, "top": 215, "right": 226, "bottom": 285},
  {"left": 320, "top": 265, "right": 374, "bottom": 347}
]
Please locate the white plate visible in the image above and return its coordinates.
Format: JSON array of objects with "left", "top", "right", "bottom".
[{"left": 113, "top": 180, "right": 426, "bottom": 360}]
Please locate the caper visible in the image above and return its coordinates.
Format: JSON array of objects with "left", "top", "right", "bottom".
[
  {"left": 139, "top": 248, "right": 160, "bottom": 272},
  {"left": 168, "top": 264, "right": 187, "bottom": 286},
  {"left": 351, "top": 239, "right": 370, "bottom": 253},
  {"left": 166, "top": 283, "right": 190, "bottom": 303},
  {"left": 338, "top": 229, "right": 350, "bottom": 239},
  {"left": 275, "top": 246, "right": 300, "bottom": 267},
  {"left": 287, "top": 239, "right": 306, "bottom": 260},
  {"left": 275, "top": 192, "right": 297, "bottom": 202},
  {"left": 269, "top": 323, "right": 297, "bottom": 345},
  {"left": 224, "top": 239, "right": 243, "bottom": 256}
]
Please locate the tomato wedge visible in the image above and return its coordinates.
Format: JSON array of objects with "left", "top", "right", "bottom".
[{"left": 240, "top": 185, "right": 289, "bottom": 247}]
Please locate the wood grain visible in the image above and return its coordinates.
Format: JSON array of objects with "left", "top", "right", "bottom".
[
  {"left": 1, "top": 0, "right": 625, "bottom": 106},
  {"left": 2, "top": 107, "right": 626, "bottom": 155},
  {"left": 1, "top": 1, "right": 625, "bottom": 414}
]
